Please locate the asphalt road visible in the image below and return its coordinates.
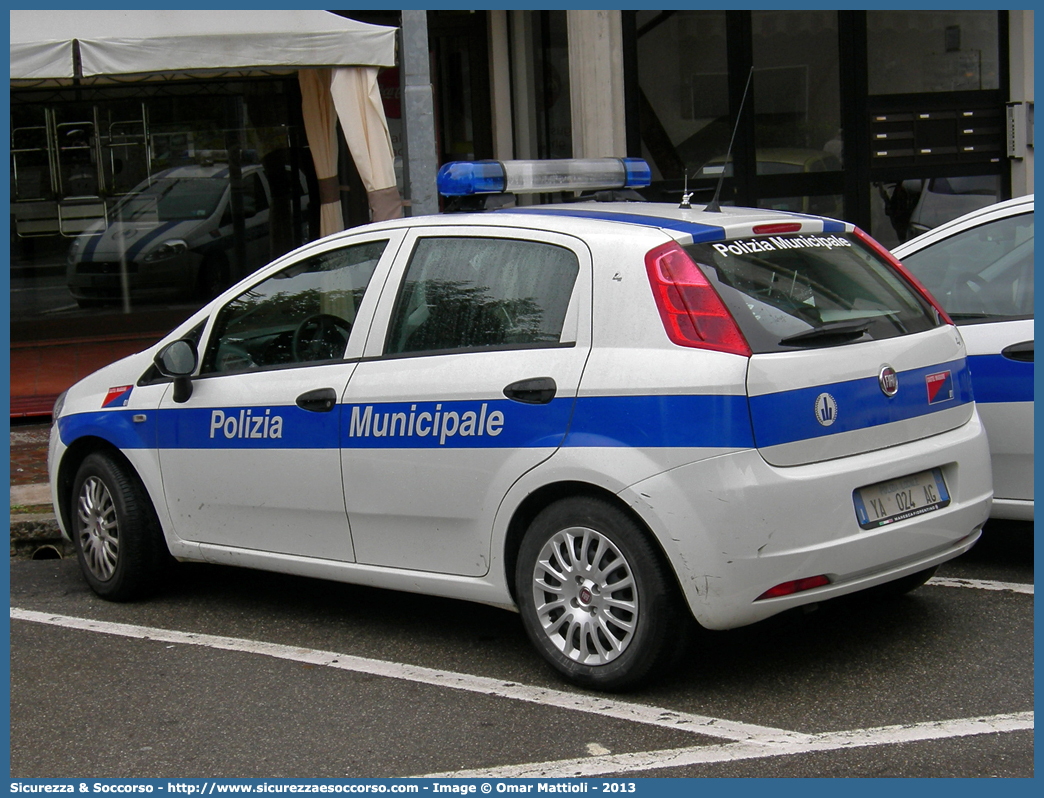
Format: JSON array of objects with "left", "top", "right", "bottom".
[{"left": 9, "top": 521, "right": 1033, "bottom": 779}]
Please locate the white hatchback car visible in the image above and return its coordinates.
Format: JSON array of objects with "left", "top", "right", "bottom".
[
  {"left": 50, "top": 159, "right": 992, "bottom": 689},
  {"left": 893, "top": 194, "right": 1033, "bottom": 521}
]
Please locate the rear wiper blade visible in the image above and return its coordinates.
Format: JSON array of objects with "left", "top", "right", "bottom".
[{"left": 779, "top": 319, "right": 872, "bottom": 347}]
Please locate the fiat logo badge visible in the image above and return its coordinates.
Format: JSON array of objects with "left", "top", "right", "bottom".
[
  {"left": 879, "top": 366, "right": 899, "bottom": 397},
  {"left": 578, "top": 587, "right": 593, "bottom": 605},
  {"left": 814, "top": 393, "right": 837, "bottom": 427}
]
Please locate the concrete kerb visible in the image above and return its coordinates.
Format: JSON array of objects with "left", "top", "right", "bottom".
[{"left": 10, "top": 484, "right": 68, "bottom": 560}]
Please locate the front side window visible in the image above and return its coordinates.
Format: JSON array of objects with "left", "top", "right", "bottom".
[
  {"left": 202, "top": 239, "right": 387, "bottom": 374},
  {"left": 385, "top": 236, "right": 580, "bottom": 355},
  {"left": 684, "top": 233, "right": 938, "bottom": 352},
  {"left": 901, "top": 211, "right": 1034, "bottom": 323}
]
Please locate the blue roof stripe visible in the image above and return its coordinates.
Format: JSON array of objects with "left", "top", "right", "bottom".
[
  {"left": 497, "top": 206, "right": 848, "bottom": 239},
  {"left": 496, "top": 208, "right": 728, "bottom": 242}
]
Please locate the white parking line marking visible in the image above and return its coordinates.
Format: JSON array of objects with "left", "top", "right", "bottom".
[
  {"left": 928, "top": 576, "right": 1034, "bottom": 595},
  {"left": 10, "top": 608, "right": 805, "bottom": 744},
  {"left": 419, "top": 712, "right": 1035, "bottom": 778},
  {"left": 12, "top": 607, "right": 1032, "bottom": 778}
]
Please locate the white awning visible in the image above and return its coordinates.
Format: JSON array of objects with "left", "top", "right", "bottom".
[
  {"left": 10, "top": 10, "right": 404, "bottom": 223},
  {"left": 10, "top": 9, "right": 397, "bottom": 84}
]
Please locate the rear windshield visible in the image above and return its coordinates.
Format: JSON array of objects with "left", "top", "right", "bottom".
[{"left": 683, "top": 233, "right": 940, "bottom": 353}]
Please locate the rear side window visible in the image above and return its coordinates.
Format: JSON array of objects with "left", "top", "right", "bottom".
[
  {"left": 683, "top": 233, "right": 939, "bottom": 353},
  {"left": 385, "top": 236, "right": 580, "bottom": 355},
  {"left": 901, "top": 211, "right": 1034, "bottom": 323}
]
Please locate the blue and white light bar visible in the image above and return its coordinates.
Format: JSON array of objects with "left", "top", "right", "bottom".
[{"left": 437, "top": 158, "right": 651, "bottom": 196}]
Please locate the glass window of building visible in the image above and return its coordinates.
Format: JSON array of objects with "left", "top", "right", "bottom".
[
  {"left": 867, "top": 11, "right": 1000, "bottom": 95},
  {"left": 508, "top": 11, "right": 572, "bottom": 161},
  {"left": 534, "top": 12, "right": 573, "bottom": 159},
  {"left": 10, "top": 80, "right": 319, "bottom": 415},
  {"left": 636, "top": 10, "right": 730, "bottom": 184},
  {"left": 11, "top": 82, "right": 315, "bottom": 325},
  {"left": 751, "top": 11, "right": 843, "bottom": 171}
]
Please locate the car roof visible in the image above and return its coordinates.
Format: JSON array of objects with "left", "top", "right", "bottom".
[
  {"left": 893, "top": 193, "right": 1034, "bottom": 257},
  {"left": 343, "top": 201, "right": 851, "bottom": 246},
  {"left": 153, "top": 163, "right": 261, "bottom": 180}
]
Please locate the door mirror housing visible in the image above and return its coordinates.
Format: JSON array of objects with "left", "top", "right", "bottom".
[
  {"left": 155, "top": 339, "right": 198, "bottom": 377},
  {"left": 154, "top": 339, "right": 198, "bottom": 403}
]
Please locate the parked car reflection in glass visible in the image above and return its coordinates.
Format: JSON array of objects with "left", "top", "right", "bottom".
[{"left": 66, "top": 162, "right": 307, "bottom": 307}]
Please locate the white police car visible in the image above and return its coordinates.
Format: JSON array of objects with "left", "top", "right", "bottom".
[
  {"left": 893, "top": 194, "right": 1033, "bottom": 521},
  {"left": 49, "top": 158, "right": 992, "bottom": 690}
]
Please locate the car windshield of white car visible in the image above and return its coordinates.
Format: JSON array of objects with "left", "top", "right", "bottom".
[
  {"left": 683, "top": 232, "right": 939, "bottom": 352},
  {"left": 901, "top": 211, "right": 1034, "bottom": 324},
  {"left": 114, "top": 178, "right": 227, "bottom": 223}
]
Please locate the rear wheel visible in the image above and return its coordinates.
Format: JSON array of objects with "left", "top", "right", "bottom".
[
  {"left": 71, "top": 452, "right": 169, "bottom": 601},
  {"left": 515, "top": 496, "right": 685, "bottom": 690}
]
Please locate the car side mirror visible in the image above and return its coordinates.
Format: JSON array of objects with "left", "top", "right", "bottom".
[{"left": 154, "top": 339, "right": 198, "bottom": 403}]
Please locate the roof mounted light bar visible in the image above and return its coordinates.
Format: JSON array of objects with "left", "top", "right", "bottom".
[{"left": 437, "top": 157, "right": 651, "bottom": 197}]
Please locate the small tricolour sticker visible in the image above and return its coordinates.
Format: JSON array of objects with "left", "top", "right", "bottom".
[
  {"left": 926, "top": 371, "right": 953, "bottom": 405},
  {"left": 103, "top": 385, "right": 133, "bottom": 408}
]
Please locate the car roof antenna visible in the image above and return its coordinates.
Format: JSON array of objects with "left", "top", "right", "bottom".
[
  {"left": 705, "top": 66, "right": 754, "bottom": 214},
  {"left": 679, "top": 170, "right": 693, "bottom": 209}
]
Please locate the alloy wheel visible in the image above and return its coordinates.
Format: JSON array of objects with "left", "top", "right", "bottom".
[
  {"left": 77, "top": 475, "right": 119, "bottom": 581},
  {"left": 530, "top": 526, "right": 638, "bottom": 666}
]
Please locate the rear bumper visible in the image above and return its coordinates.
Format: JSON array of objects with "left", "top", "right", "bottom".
[{"left": 621, "top": 410, "right": 993, "bottom": 630}]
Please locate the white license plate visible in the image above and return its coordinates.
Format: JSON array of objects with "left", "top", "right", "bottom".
[{"left": 853, "top": 468, "right": 950, "bottom": 529}]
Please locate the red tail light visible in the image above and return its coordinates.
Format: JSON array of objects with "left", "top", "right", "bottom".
[
  {"left": 853, "top": 227, "right": 953, "bottom": 325},
  {"left": 645, "top": 241, "right": 751, "bottom": 356},
  {"left": 756, "top": 575, "right": 830, "bottom": 601}
]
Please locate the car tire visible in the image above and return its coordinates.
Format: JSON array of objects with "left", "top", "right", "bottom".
[
  {"left": 515, "top": 496, "right": 685, "bottom": 691},
  {"left": 71, "top": 452, "right": 170, "bottom": 601},
  {"left": 196, "top": 251, "right": 230, "bottom": 300}
]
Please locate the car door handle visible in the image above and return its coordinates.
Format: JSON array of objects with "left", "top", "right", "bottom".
[
  {"left": 503, "top": 377, "right": 557, "bottom": 405},
  {"left": 296, "top": 388, "right": 338, "bottom": 413},
  {"left": 1001, "top": 341, "right": 1034, "bottom": 363}
]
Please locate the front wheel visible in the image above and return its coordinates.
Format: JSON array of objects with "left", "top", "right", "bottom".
[
  {"left": 71, "top": 452, "right": 170, "bottom": 601},
  {"left": 515, "top": 497, "right": 686, "bottom": 690}
]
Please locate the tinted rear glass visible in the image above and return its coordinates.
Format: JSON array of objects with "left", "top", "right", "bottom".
[{"left": 683, "top": 233, "right": 939, "bottom": 353}]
